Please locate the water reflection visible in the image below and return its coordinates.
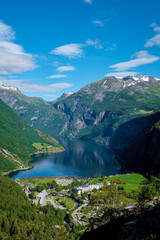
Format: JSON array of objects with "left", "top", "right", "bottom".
[{"left": 11, "top": 140, "right": 120, "bottom": 178}]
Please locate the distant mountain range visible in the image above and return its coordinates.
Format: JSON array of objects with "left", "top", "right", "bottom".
[{"left": 1, "top": 75, "right": 160, "bottom": 174}]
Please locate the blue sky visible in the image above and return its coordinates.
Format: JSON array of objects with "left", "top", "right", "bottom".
[{"left": 0, "top": 0, "right": 160, "bottom": 100}]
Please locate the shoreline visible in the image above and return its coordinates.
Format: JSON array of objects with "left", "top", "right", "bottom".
[
  {"left": 30, "top": 148, "right": 64, "bottom": 157},
  {"left": 3, "top": 165, "right": 34, "bottom": 177},
  {"left": 5, "top": 148, "right": 65, "bottom": 177}
]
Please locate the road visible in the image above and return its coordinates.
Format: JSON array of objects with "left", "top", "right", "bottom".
[{"left": 71, "top": 201, "right": 88, "bottom": 225}]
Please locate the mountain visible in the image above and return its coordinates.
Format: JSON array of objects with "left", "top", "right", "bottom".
[
  {"left": 110, "top": 112, "right": 160, "bottom": 174},
  {"left": 1, "top": 76, "right": 160, "bottom": 173},
  {"left": 1, "top": 76, "right": 160, "bottom": 143},
  {"left": 53, "top": 91, "right": 74, "bottom": 102},
  {"left": 0, "top": 98, "right": 63, "bottom": 174}
]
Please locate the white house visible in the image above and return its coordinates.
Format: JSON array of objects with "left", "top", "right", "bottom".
[
  {"left": 73, "top": 183, "right": 103, "bottom": 195},
  {"left": 36, "top": 189, "right": 48, "bottom": 205}
]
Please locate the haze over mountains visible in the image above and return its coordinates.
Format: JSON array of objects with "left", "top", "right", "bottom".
[{"left": 0, "top": 75, "right": 160, "bottom": 174}]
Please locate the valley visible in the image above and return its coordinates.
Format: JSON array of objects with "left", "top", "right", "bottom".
[
  {"left": 0, "top": 76, "right": 160, "bottom": 239},
  {"left": 1, "top": 76, "right": 160, "bottom": 174}
]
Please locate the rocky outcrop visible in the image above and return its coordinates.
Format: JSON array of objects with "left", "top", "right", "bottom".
[
  {"left": 110, "top": 113, "right": 160, "bottom": 174},
  {"left": 81, "top": 203, "right": 160, "bottom": 240}
]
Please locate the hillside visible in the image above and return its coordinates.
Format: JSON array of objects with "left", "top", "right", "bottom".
[
  {"left": 1, "top": 76, "right": 160, "bottom": 174},
  {"left": 110, "top": 112, "right": 160, "bottom": 174},
  {"left": 0, "top": 99, "right": 64, "bottom": 174},
  {"left": 1, "top": 76, "right": 160, "bottom": 142},
  {"left": 0, "top": 175, "right": 69, "bottom": 239},
  {"left": 81, "top": 203, "right": 160, "bottom": 240}
]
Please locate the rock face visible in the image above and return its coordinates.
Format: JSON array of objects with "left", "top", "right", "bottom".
[
  {"left": 1, "top": 76, "right": 160, "bottom": 173},
  {"left": 110, "top": 112, "right": 160, "bottom": 174},
  {"left": 80, "top": 204, "right": 160, "bottom": 240},
  {"left": 1, "top": 75, "right": 160, "bottom": 141}
]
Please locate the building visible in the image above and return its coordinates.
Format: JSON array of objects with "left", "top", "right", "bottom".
[
  {"left": 36, "top": 189, "right": 48, "bottom": 206},
  {"left": 23, "top": 187, "right": 29, "bottom": 197},
  {"left": 73, "top": 183, "right": 103, "bottom": 195},
  {"left": 81, "top": 216, "right": 87, "bottom": 222}
]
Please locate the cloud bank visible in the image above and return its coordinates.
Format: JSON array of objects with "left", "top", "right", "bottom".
[
  {"left": 0, "top": 21, "right": 37, "bottom": 75},
  {"left": 0, "top": 78, "right": 72, "bottom": 93}
]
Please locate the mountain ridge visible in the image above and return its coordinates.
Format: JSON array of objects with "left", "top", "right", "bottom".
[{"left": 1, "top": 75, "right": 160, "bottom": 173}]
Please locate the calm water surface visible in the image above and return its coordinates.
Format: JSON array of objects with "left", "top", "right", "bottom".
[{"left": 11, "top": 140, "right": 120, "bottom": 178}]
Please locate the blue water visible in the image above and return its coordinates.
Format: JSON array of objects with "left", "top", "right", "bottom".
[{"left": 10, "top": 140, "right": 120, "bottom": 178}]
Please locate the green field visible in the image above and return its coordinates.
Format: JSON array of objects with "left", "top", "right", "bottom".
[
  {"left": 19, "top": 177, "right": 55, "bottom": 185},
  {"left": 32, "top": 142, "right": 64, "bottom": 153},
  {"left": 53, "top": 196, "right": 75, "bottom": 210},
  {"left": 90, "top": 173, "right": 146, "bottom": 193}
]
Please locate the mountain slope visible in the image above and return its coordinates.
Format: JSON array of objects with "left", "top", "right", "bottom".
[
  {"left": 110, "top": 112, "right": 160, "bottom": 174},
  {"left": 0, "top": 175, "right": 68, "bottom": 239},
  {"left": 0, "top": 98, "right": 63, "bottom": 173},
  {"left": 1, "top": 76, "right": 160, "bottom": 174},
  {"left": 1, "top": 76, "right": 160, "bottom": 143},
  {"left": 53, "top": 76, "right": 160, "bottom": 141}
]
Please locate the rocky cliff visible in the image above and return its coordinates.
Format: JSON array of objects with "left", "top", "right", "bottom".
[{"left": 1, "top": 76, "right": 160, "bottom": 174}]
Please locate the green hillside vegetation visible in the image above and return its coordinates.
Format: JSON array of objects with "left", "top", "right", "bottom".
[
  {"left": 0, "top": 175, "right": 69, "bottom": 240},
  {"left": 1, "top": 76, "right": 160, "bottom": 174},
  {"left": 90, "top": 174, "right": 146, "bottom": 195},
  {"left": 0, "top": 99, "right": 64, "bottom": 173},
  {"left": 88, "top": 174, "right": 160, "bottom": 209},
  {"left": 2, "top": 77, "right": 160, "bottom": 142},
  {"left": 1, "top": 174, "right": 160, "bottom": 239}
]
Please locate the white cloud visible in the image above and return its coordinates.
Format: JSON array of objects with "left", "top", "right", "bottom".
[
  {"left": 47, "top": 74, "right": 67, "bottom": 79},
  {"left": 144, "top": 23, "right": 160, "bottom": 48},
  {"left": 92, "top": 20, "right": 104, "bottom": 27},
  {"left": 106, "top": 43, "right": 117, "bottom": 51},
  {"left": 84, "top": 0, "right": 92, "bottom": 4},
  {"left": 0, "top": 21, "right": 37, "bottom": 75},
  {"left": 52, "top": 61, "right": 61, "bottom": 67},
  {"left": 110, "top": 51, "right": 159, "bottom": 71},
  {"left": 0, "top": 78, "right": 72, "bottom": 93},
  {"left": 0, "top": 21, "right": 15, "bottom": 41},
  {"left": 57, "top": 66, "right": 75, "bottom": 72},
  {"left": 145, "top": 34, "right": 160, "bottom": 47},
  {"left": 105, "top": 72, "right": 138, "bottom": 77},
  {"left": 51, "top": 43, "right": 84, "bottom": 59},
  {"left": 150, "top": 22, "right": 160, "bottom": 32},
  {"left": 86, "top": 38, "right": 103, "bottom": 49},
  {"left": 50, "top": 39, "right": 103, "bottom": 59}
]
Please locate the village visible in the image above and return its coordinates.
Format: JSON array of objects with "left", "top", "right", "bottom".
[
  {"left": 15, "top": 173, "right": 159, "bottom": 229},
  {"left": 15, "top": 176, "right": 110, "bottom": 226}
]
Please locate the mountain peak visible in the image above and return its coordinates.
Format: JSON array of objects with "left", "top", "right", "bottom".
[
  {"left": 54, "top": 91, "right": 74, "bottom": 102},
  {"left": 119, "top": 75, "right": 160, "bottom": 82},
  {"left": 0, "top": 82, "right": 19, "bottom": 92},
  {"left": 105, "top": 75, "right": 160, "bottom": 83}
]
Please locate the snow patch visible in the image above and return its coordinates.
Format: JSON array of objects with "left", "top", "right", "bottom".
[
  {"left": 127, "top": 82, "right": 136, "bottom": 86},
  {"left": 0, "top": 82, "right": 18, "bottom": 91},
  {"left": 141, "top": 76, "right": 149, "bottom": 81},
  {"left": 31, "top": 116, "right": 38, "bottom": 121}
]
